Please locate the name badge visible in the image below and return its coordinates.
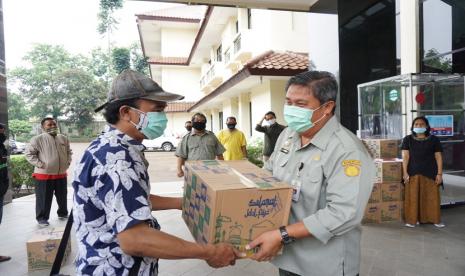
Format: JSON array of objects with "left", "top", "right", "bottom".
[
  {"left": 280, "top": 139, "right": 292, "bottom": 154},
  {"left": 291, "top": 179, "right": 302, "bottom": 202}
]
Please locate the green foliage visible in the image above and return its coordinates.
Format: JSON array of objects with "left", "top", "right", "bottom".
[
  {"left": 10, "top": 155, "right": 34, "bottom": 194},
  {"left": 130, "top": 42, "right": 149, "bottom": 75},
  {"left": 247, "top": 138, "right": 264, "bottom": 168},
  {"left": 97, "top": 0, "right": 124, "bottom": 35},
  {"left": 8, "top": 119, "right": 32, "bottom": 138},
  {"left": 8, "top": 44, "right": 107, "bottom": 126},
  {"left": 112, "top": 47, "right": 131, "bottom": 74},
  {"left": 424, "top": 48, "right": 452, "bottom": 73},
  {"left": 7, "top": 92, "right": 30, "bottom": 120}
]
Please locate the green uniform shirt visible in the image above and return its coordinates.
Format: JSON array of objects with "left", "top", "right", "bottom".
[
  {"left": 175, "top": 130, "right": 225, "bottom": 160},
  {"left": 266, "top": 116, "right": 374, "bottom": 276}
]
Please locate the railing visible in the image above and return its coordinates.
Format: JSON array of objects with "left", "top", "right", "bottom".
[
  {"left": 200, "top": 64, "right": 217, "bottom": 87},
  {"left": 224, "top": 48, "right": 231, "bottom": 64},
  {"left": 233, "top": 34, "right": 241, "bottom": 54}
]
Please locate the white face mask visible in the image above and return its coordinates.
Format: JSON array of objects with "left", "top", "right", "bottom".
[{"left": 266, "top": 119, "right": 276, "bottom": 125}]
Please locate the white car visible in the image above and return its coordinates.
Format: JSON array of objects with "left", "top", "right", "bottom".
[{"left": 142, "top": 134, "right": 181, "bottom": 152}]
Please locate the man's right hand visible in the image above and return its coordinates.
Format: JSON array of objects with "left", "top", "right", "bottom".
[
  {"left": 177, "top": 169, "right": 184, "bottom": 178},
  {"left": 205, "top": 243, "right": 237, "bottom": 268}
]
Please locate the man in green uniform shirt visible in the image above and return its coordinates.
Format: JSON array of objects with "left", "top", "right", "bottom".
[
  {"left": 247, "top": 71, "right": 374, "bottom": 276},
  {"left": 176, "top": 113, "right": 224, "bottom": 177}
]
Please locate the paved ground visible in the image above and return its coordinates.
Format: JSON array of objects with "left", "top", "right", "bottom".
[{"left": 0, "top": 143, "right": 464, "bottom": 276}]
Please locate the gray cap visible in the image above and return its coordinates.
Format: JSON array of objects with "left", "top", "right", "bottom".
[{"left": 95, "top": 69, "right": 184, "bottom": 112}]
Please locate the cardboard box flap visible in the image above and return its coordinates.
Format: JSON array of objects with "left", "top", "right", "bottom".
[
  {"left": 27, "top": 227, "right": 66, "bottom": 242},
  {"left": 185, "top": 160, "right": 291, "bottom": 191}
]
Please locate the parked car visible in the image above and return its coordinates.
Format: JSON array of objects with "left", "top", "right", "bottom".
[
  {"left": 9, "top": 139, "right": 26, "bottom": 155},
  {"left": 142, "top": 134, "right": 181, "bottom": 152}
]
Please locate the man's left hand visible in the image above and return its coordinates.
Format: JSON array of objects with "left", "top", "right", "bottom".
[
  {"left": 435, "top": 174, "right": 443, "bottom": 186},
  {"left": 247, "top": 229, "right": 282, "bottom": 262}
]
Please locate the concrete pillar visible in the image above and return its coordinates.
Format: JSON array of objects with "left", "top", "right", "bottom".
[
  {"left": 269, "top": 80, "right": 287, "bottom": 125},
  {"left": 238, "top": 93, "right": 251, "bottom": 137},
  {"left": 211, "top": 108, "right": 220, "bottom": 133},
  {"left": 400, "top": 0, "right": 420, "bottom": 136}
]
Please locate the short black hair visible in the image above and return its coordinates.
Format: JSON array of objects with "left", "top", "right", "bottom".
[
  {"left": 286, "top": 71, "right": 338, "bottom": 113},
  {"left": 226, "top": 116, "right": 236, "bottom": 122},
  {"left": 265, "top": 111, "right": 276, "bottom": 118},
  {"left": 411, "top": 116, "right": 431, "bottom": 136},
  {"left": 0, "top": 123, "right": 4, "bottom": 129},
  {"left": 103, "top": 98, "right": 140, "bottom": 124},
  {"left": 185, "top": 121, "right": 192, "bottom": 124},
  {"left": 192, "top": 113, "right": 207, "bottom": 122},
  {"left": 41, "top": 117, "right": 56, "bottom": 126}
]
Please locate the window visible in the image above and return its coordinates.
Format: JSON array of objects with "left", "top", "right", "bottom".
[
  {"left": 216, "top": 45, "right": 222, "bottom": 62},
  {"left": 235, "top": 19, "right": 239, "bottom": 34},
  {"left": 219, "top": 112, "right": 224, "bottom": 130},
  {"left": 210, "top": 114, "right": 213, "bottom": 130},
  {"left": 247, "top": 9, "right": 252, "bottom": 29},
  {"left": 421, "top": 0, "right": 465, "bottom": 73}
]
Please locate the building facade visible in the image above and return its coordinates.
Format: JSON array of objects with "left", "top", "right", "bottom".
[{"left": 137, "top": 6, "right": 310, "bottom": 138}]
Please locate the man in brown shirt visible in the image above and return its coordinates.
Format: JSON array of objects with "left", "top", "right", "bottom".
[{"left": 25, "top": 117, "right": 72, "bottom": 227}]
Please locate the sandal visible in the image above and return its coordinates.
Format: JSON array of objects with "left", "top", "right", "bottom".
[{"left": 0, "top": 256, "right": 11, "bottom": 262}]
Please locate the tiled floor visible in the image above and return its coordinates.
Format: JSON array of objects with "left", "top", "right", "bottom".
[{"left": 1, "top": 148, "right": 464, "bottom": 276}]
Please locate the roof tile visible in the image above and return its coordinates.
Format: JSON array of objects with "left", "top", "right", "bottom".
[{"left": 165, "top": 101, "right": 196, "bottom": 113}]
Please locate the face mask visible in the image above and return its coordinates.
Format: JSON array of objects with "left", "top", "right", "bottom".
[
  {"left": 131, "top": 108, "right": 168, "bottom": 139},
  {"left": 284, "top": 104, "right": 326, "bottom": 133},
  {"left": 413, "top": 127, "right": 426, "bottom": 134},
  {"left": 46, "top": 127, "right": 58, "bottom": 136},
  {"left": 192, "top": 121, "right": 206, "bottom": 131},
  {"left": 227, "top": 123, "right": 236, "bottom": 130},
  {"left": 185, "top": 126, "right": 192, "bottom": 132},
  {"left": 266, "top": 119, "right": 276, "bottom": 126}
]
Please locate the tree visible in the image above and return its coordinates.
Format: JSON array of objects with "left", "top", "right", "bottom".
[
  {"left": 97, "top": 0, "right": 124, "bottom": 35},
  {"left": 7, "top": 92, "right": 30, "bottom": 121},
  {"left": 8, "top": 119, "right": 32, "bottom": 138},
  {"left": 424, "top": 48, "right": 452, "bottom": 73},
  {"left": 9, "top": 44, "right": 77, "bottom": 119},
  {"left": 130, "top": 42, "right": 149, "bottom": 75},
  {"left": 112, "top": 47, "right": 131, "bottom": 74},
  {"left": 8, "top": 44, "right": 107, "bottom": 128},
  {"left": 57, "top": 69, "right": 106, "bottom": 134}
]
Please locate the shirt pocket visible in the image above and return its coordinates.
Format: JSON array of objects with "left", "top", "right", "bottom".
[{"left": 301, "top": 165, "right": 325, "bottom": 205}]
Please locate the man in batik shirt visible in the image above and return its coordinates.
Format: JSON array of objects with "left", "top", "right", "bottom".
[{"left": 73, "top": 70, "right": 237, "bottom": 276}]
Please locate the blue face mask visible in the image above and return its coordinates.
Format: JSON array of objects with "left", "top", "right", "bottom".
[
  {"left": 413, "top": 127, "right": 426, "bottom": 134},
  {"left": 131, "top": 108, "right": 168, "bottom": 139},
  {"left": 284, "top": 104, "right": 327, "bottom": 133}
]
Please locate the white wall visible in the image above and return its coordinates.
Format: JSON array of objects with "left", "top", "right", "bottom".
[
  {"left": 161, "top": 67, "right": 202, "bottom": 101},
  {"left": 308, "top": 13, "right": 339, "bottom": 74},
  {"left": 166, "top": 112, "right": 194, "bottom": 137},
  {"left": 161, "top": 28, "right": 198, "bottom": 57}
]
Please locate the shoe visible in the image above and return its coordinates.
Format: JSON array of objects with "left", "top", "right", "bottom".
[
  {"left": 38, "top": 220, "right": 49, "bottom": 227},
  {"left": 0, "top": 256, "right": 11, "bottom": 262},
  {"left": 404, "top": 223, "right": 416, "bottom": 228},
  {"left": 58, "top": 215, "right": 69, "bottom": 220},
  {"left": 434, "top": 223, "right": 445, "bottom": 228}
]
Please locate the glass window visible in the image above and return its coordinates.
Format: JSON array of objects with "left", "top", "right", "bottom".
[
  {"left": 421, "top": 0, "right": 465, "bottom": 73},
  {"left": 216, "top": 45, "right": 222, "bottom": 62},
  {"left": 247, "top": 9, "right": 252, "bottom": 29},
  {"left": 219, "top": 111, "right": 223, "bottom": 130}
]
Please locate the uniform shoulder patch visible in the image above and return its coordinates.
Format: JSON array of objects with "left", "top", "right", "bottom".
[{"left": 342, "top": 160, "right": 361, "bottom": 177}]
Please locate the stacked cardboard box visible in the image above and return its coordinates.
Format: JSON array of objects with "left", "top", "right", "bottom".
[
  {"left": 181, "top": 160, "right": 292, "bottom": 256},
  {"left": 362, "top": 139, "right": 404, "bottom": 224},
  {"left": 26, "top": 227, "right": 71, "bottom": 271}
]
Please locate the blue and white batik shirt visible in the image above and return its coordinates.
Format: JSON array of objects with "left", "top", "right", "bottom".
[{"left": 73, "top": 127, "right": 160, "bottom": 276}]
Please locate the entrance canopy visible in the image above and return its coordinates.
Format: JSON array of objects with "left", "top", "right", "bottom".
[{"left": 134, "top": 0, "right": 337, "bottom": 13}]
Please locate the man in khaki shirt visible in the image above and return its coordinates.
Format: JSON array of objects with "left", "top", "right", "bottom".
[
  {"left": 176, "top": 113, "right": 225, "bottom": 177},
  {"left": 25, "top": 117, "right": 72, "bottom": 227},
  {"left": 247, "top": 71, "right": 374, "bottom": 276}
]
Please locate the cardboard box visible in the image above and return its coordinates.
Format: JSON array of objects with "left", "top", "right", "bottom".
[
  {"left": 380, "top": 201, "right": 402, "bottom": 222},
  {"left": 374, "top": 161, "right": 402, "bottom": 183},
  {"left": 26, "top": 227, "right": 71, "bottom": 271},
  {"left": 368, "top": 183, "right": 381, "bottom": 203},
  {"left": 363, "top": 203, "right": 381, "bottom": 223},
  {"left": 362, "top": 139, "right": 399, "bottom": 159},
  {"left": 182, "top": 160, "right": 292, "bottom": 255},
  {"left": 380, "top": 182, "right": 402, "bottom": 202}
]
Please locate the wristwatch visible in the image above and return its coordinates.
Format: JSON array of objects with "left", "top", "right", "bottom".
[{"left": 279, "top": 226, "right": 296, "bottom": 245}]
